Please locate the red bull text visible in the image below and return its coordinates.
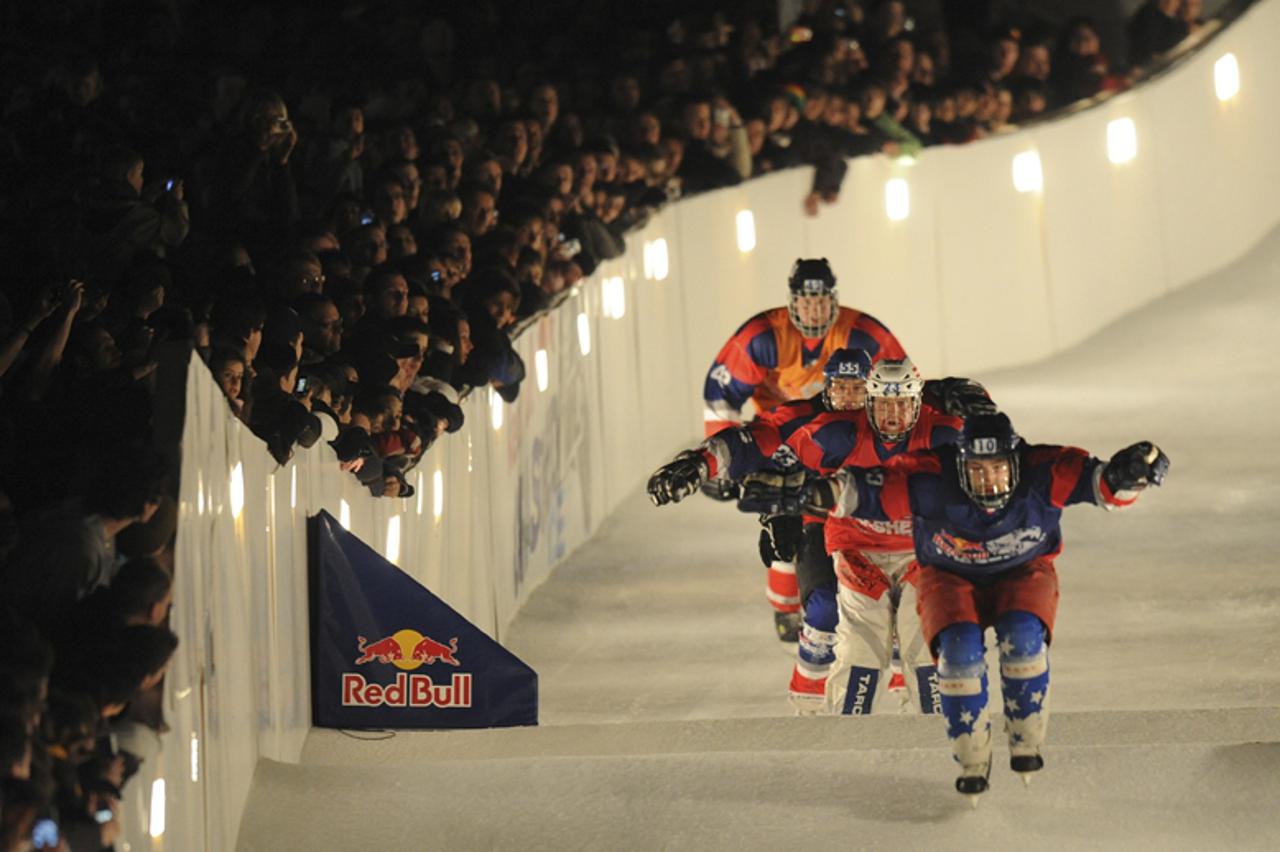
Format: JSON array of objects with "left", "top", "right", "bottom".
[{"left": 342, "top": 672, "right": 473, "bottom": 707}]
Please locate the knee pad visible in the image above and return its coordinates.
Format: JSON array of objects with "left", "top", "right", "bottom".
[
  {"left": 937, "top": 623, "right": 985, "bottom": 679},
  {"left": 996, "top": 611, "right": 1047, "bottom": 679},
  {"left": 996, "top": 611, "right": 1046, "bottom": 659},
  {"left": 803, "top": 583, "right": 838, "bottom": 633}
]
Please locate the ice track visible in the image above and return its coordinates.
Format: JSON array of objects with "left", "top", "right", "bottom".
[{"left": 240, "top": 225, "right": 1280, "bottom": 850}]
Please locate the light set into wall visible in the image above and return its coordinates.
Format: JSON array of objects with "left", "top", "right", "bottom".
[
  {"left": 602, "top": 276, "right": 627, "bottom": 319},
  {"left": 885, "top": 52, "right": 1241, "bottom": 211},
  {"left": 642, "top": 238, "right": 669, "bottom": 280}
]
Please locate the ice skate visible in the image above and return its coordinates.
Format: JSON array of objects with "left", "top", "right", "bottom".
[
  {"left": 774, "top": 610, "right": 802, "bottom": 642},
  {"left": 955, "top": 755, "right": 992, "bottom": 806},
  {"left": 1010, "top": 749, "right": 1044, "bottom": 786},
  {"left": 788, "top": 690, "right": 827, "bottom": 716}
]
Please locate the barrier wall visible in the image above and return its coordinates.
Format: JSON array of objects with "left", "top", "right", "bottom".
[{"left": 123, "top": 2, "right": 1280, "bottom": 848}]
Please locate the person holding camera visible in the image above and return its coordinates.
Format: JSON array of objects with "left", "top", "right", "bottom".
[{"left": 209, "top": 89, "right": 301, "bottom": 245}]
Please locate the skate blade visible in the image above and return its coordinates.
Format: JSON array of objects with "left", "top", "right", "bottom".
[
  {"left": 1019, "top": 773, "right": 1033, "bottom": 788},
  {"left": 966, "top": 794, "right": 981, "bottom": 809}
]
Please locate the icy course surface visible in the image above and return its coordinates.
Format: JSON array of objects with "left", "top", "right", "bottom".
[{"left": 241, "top": 225, "right": 1280, "bottom": 850}]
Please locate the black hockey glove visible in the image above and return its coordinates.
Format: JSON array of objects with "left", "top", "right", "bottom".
[
  {"left": 739, "top": 470, "right": 808, "bottom": 515},
  {"left": 647, "top": 450, "right": 709, "bottom": 506},
  {"left": 757, "top": 514, "right": 802, "bottom": 565},
  {"left": 699, "top": 478, "right": 740, "bottom": 502},
  {"left": 801, "top": 476, "right": 840, "bottom": 514},
  {"left": 1103, "top": 442, "right": 1170, "bottom": 492},
  {"left": 936, "top": 378, "right": 998, "bottom": 418}
]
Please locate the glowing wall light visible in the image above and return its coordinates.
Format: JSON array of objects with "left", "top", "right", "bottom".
[
  {"left": 290, "top": 465, "right": 298, "bottom": 509},
  {"left": 229, "top": 462, "right": 245, "bottom": 520},
  {"left": 577, "top": 312, "right": 591, "bottom": 355},
  {"left": 433, "top": 470, "right": 444, "bottom": 520},
  {"left": 1012, "top": 151, "right": 1044, "bottom": 193},
  {"left": 196, "top": 470, "right": 205, "bottom": 515},
  {"left": 190, "top": 734, "right": 200, "bottom": 782},
  {"left": 603, "top": 276, "right": 626, "bottom": 319},
  {"left": 490, "top": 387, "right": 504, "bottom": 431},
  {"left": 1107, "top": 117, "right": 1137, "bottom": 164},
  {"left": 535, "top": 349, "right": 549, "bottom": 392},
  {"left": 651, "top": 238, "right": 669, "bottom": 280},
  {"left": 885, "top": 178, "right": 910, "bottom": 221},
  {"left": 385, "top": 515, "right": 401, "bottom": 564},
  {"left": 642, "top": 241, "right": 654, "bottom": 279},
  {"left": 149, "top": 778, "right": 166, "bottom": 838},
  {"left": 1215, "top": 53, "right": 1240, "bottom": 101},
  {"left": 735, "top": 210, "right": 756, "bottom": 252},
  {"left": 416, "top": 473, "right": 424, "bottom": 516},
  {"left": 338, "top": 499, "right": 350, "bottom": 530}
]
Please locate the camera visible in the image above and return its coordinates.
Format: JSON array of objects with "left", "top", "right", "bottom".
[
  {"left": 360, "top": 212, "right": 375, "bottom": 226},
  {"left": 294, "top": 376, "right": 310, "bottom": 396},
  {"left": 430, "top": 269, "right": 443, "bottom": 283},
  {"left": 94, "top": 808, "right": 114, "bottom": 825},
  {"left": 165, "top": 178, "right": 176, "bottom": 192}
]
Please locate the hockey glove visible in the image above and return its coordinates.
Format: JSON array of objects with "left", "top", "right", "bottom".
[
  {"left": 1103, "top": 442, "right": 1170, "bottom": 492},
  {"left": 937, "top": 378, "right": 998, "bottom": 418},
  {"left": 647, "top": 450, "right": 709, "bottom": 506},
  {"left": 739, "top": 470, "right": 808, "bottom": 515},
  {"left": 801, "top": 476, "right": 840, "bottom": 514},
  {"left": 758, "top": 513, "right": 802, "bottom": 565}
]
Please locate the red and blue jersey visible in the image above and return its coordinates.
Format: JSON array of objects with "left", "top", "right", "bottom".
[
  {"left": 801, "top": 403, "right": 961, "bottom": 553},
  {"left": 703, "top": 306, "right": 906, "bottom": 435},
  {"left": 836, "top": 444, "right": 1135, "bottom": 582},
  {"left": 701, "top": 396, "right": 825, "bottom": 481}
]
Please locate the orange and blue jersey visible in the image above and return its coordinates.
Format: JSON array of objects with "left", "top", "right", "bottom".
[
  {"left": 703, "top": 306, "right": 906, "bottom": 435},
  {"left": 835, "top": 444, "right": 1135, "bottom": 583}
]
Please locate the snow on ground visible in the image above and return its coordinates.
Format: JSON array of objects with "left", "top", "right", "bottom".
[{"left": 239, "top": 225, "right": 1280, "bottom": 850}]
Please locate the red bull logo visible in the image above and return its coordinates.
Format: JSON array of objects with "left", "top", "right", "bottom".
[
  {"left": 344, "top": 630, "right": 471, "bottom": 708},
  {"left": 354, "top": 629, "right": 460, "bottom": 669},
  {"left": 342, "top": 672, "right": 472, "bottom": 708}
]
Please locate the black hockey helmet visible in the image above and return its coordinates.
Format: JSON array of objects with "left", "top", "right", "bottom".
[
  {"left": 787, "top": 258, "right": 838, "bottom": 337},
  {"left": 956, "top": 412, "right": 1022, "bottom": 511},
  {"left": 788, "top": 258, "right": 836, "bottom": 294}
]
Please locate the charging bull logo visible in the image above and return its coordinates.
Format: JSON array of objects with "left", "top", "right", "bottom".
[
  {"left": 931, "top": 527, "right": 1046, "bottom": 565},
  {"left": 355, "top": 630, "right": 460, "bottom": 669},
  {"left": 345, "top": 629, "right": 471, "bottom": 708}
]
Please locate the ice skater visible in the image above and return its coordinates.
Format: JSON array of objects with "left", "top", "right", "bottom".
[{"left": 804, "top": 412, "right": 1169, "bottom": 800}]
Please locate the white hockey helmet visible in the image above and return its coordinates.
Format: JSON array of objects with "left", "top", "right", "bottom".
[{"left": 865, "top": 358, "right": 924, "bottom": 443}]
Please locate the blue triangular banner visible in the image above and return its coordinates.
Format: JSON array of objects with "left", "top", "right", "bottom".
[{"left": 309, "top": 510, "right": 538, "bottom": 728}]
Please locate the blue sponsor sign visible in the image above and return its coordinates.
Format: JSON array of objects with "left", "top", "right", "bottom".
[{"left": 309, "top": 510, "right": 538, "bottom": 728}]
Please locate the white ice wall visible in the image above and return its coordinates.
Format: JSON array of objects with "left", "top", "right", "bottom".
[{"left": 124, "top": 2, "right": 1280, "bottom": 848}]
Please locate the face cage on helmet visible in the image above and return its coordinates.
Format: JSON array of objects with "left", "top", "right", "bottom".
[
  {"left": 822, "top": 376, "right": 864, "bottom": 412},
  {"left": 867, "top": 394, "right": 921, "bottom": 443},
  {"left": 788, "top": 290, "right": 838, "bottom": 338},
  {"left": 956, "top": 451, "right": 1020, "bottom": 511}
]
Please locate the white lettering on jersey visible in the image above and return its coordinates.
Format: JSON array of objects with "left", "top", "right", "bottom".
[
  {"left": 711, "top": 364, "right": 733, "bottom": 387},
  {"left": 770, "top": 444, "right": 799, "bottom": 469},
  {"left": 854, "top": 517, "right": 912, "bottom": 537}
]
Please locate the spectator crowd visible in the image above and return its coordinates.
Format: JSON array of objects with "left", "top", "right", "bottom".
[{"left": 0, "top": 0, "right": 1224, "bottom": 846}]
